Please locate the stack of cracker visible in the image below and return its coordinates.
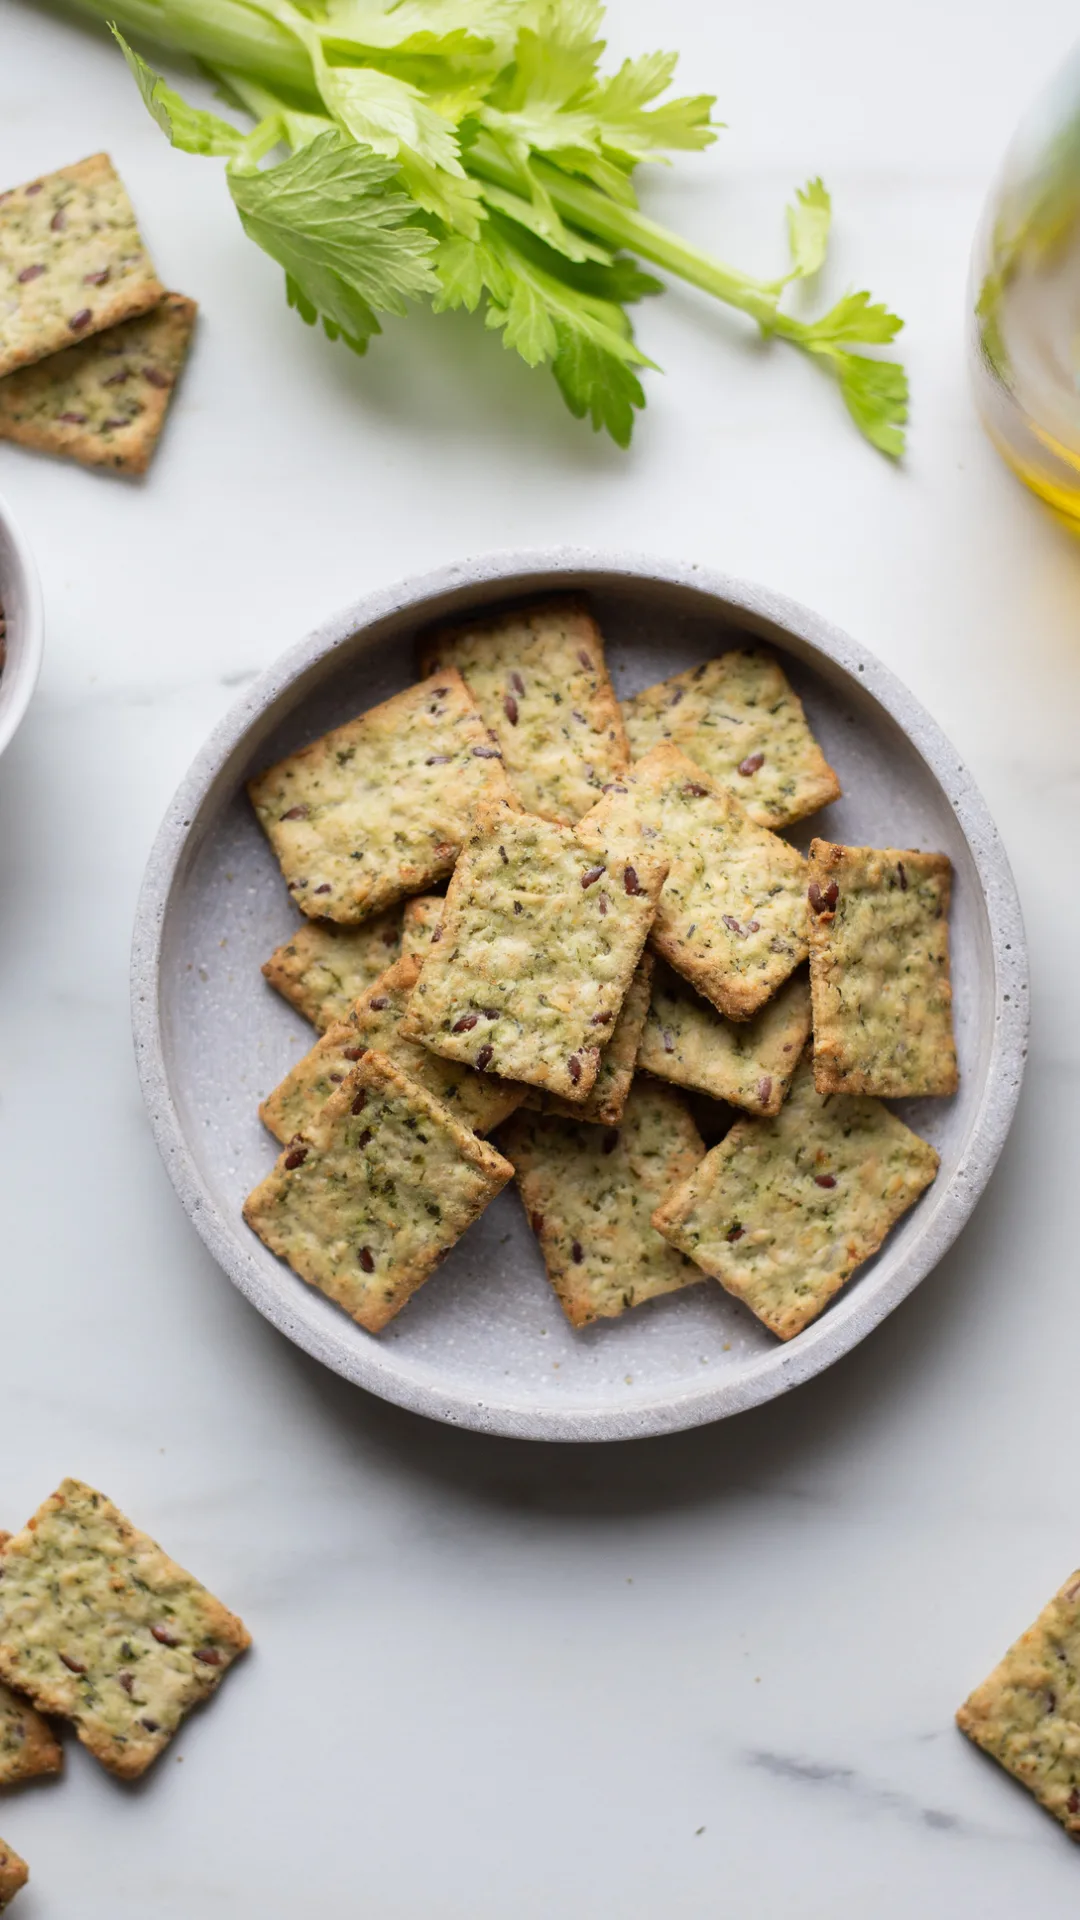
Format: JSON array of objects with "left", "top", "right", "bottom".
[
  {"left": 247, "top": 598, "right": 956, "bottom": 1341},
  {"left": 0, "top": 154, "right": 196, "bottom": 475}
]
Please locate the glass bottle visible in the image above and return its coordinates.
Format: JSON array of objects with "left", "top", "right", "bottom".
[{"left": 970, "top": 43, "right": 1080, "bottom": 521}]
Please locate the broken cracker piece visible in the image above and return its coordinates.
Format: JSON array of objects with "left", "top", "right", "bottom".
[
  {"left": 957, "top": 1569, "right": 1080, "bottom": 1837},
  {"left": 0, "top": 1839, "right": 27, "bottom": 1911}
]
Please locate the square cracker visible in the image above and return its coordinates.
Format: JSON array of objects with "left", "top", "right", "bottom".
[
  {"left": 652, "top": 1055, "right": 939, "bottom": 1339},
  {"left": 400, "top": 892, "right": 446, "bottom": 962},
  {"left": 957, "top": 1569, "right": 1080, "bottom": 1836},
  {"left": 0, "top": 1839, "right": 27, "bottom": 1912},
  {"left": 0, "top": 291, "right": 196, "bottom": 475},
  {"left": 637, "top": 962, "right": 811, "bottom": 1116},
  {"left": 417, "top": 598, "right": 629, "bottom": 825},
  {"left": 578, "top": 743, "right": 808, "bottom": 1021},
  {"left": 499, "top": 1080, "right": 706, "bottom": 1327},
  {"left": 0, "top": 1533, "right": 62, "bottom": 1788},
  {"left": 0, "top": 153, "right": 164, "bottom": 378},
  {"left": 245, "top": 1050, "right": 513, "bottom": 1332},
  {"left": 400, "top": 799, "right": 667, "bottom": 1104},
  {"left": 263, "top": 906, "right": 402, "bottom": 1033},
  {"left": 260, "top": 953, "right": 523, "bottom": 1144},
  {"left": 0, "top": 1479, "right": 250, "bottom": 1781},
  {"left": 248, "top": 669, "right": 515, "bottom": 924},
  {"left": 522, "top": 952, "right": 653, "bottom": 1127},
  {"left": 807, "top": 839, "right": 958, "bottom": 1097},
  {"left": 621, "top": 648, "right": 840, "bottom": 830}
]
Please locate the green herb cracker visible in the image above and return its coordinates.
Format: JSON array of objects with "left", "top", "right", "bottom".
[
  {"left": 500, "top": 1080, "right": 705, "bottom": 1327},
  {"left": 0, "top": 1479, "right": 250, "bottom": 1780},
  {"left": 522, "top": 952, "right": 653, "bottom": 1127},
  {"left": 263, "top": 906, "right": 402, "bottom": 1033},
  {"left": 418, "top": 598, "right": 629, "bottom": 825},
  {"left": 807, "top": 839, "right": 958, "bottom": 1097},
  {"left": 245, "top": 1050, "right": 514, "bottom": 1333},
  {"left": 622, "top": 649, "right": 840, "bottom": 829},
  {"left": 0, "top": 291, "right": 195, "bottom": 474},
  {"left": 652, "top": 1056, "right": 938, "bottom": 1339},
  {"left": 637, "top": 962, "right": 811, "bottom": 1115},
  {"left": 957, "top": 1571, "right": 1080, "bottom": 1836},
  {"left": 260, "top": 953, "right": 523, "bottom": 1144},
  {"left": 0, "top": 1531, "right": 63, "bottom": 1788},
  {"left": 248, "top": 669, "right": 516, "bottom": 924},
  {"left": 0, "top": 1839, "right": 27, "bottom": 1912},
  {"left": 578, "top": 743, "right": 808, "bottom": 1021},
  {"left": 400, "top": 798, "right": 667, "bottom": 1104},
  {"left": 0, "top": 153, "right": 164, "bottom": 378}
]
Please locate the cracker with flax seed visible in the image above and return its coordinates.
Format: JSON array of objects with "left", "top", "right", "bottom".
[
  {"left": 262, "top": 906, "right": 402, "bottom": 1033},
  {"left": 652, "top": 1056, "right": 938, "bottom": 1340},
  {"left": 578, "top": 744, "right": 807, "bottom": 1022},
  {"left": 400, "top": 798, "right": 666, "bottom": 1104},
  {"left": 0, "top": 291, "right": 195, "bottom": 474},
  {"left": 0, "top": 153, "right": 164, "bottom": 378},
  {"left": 0, "top": 1480, "right": 250, "bottom": 1781},
  {"left": 522, "top": 952, "right": 653, "bottom": 1127},
  {"left": 245, "top": 1051, "right": 513, "bottom": 1333},
  {"left": 0, "top": 1535, "right": 62, "bottom": 1788},
  {"left": 957, "top": 1570, "right": 1080, "bottom": 1837},
  {"left": 247, "top": 669, "right": 516, "bottom": 924},
  {"left": 418, "top": 598, "right": 629, "bottom": 825},
  {"left": 400, "top": 893, "right": 446, "bottom": 962},
  {"left": 807, "top": 839, "right": 958, "bottom": 1098},
  {"left": 0, "top": 1839, "right": 27, "bottom": 1912},
  {"left": 622, "top": 648, "right": 840, "bottom": 830},
  {"left": 260, "top": 954, "right": 523, "bottom": 1143},
  {"left": 637, "top": 962, "right": 811, "bottom": 1116},
  {"left": 499, "top": 1080, "right": 705, "bottom": 1327}
]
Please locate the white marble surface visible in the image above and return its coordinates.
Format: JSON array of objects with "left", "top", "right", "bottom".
[{"left": 1, "top": 0, "right": 1079, "bottom": 1911}]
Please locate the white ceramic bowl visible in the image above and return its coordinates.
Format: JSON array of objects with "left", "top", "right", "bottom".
[
  {"left": 132, "top": 551, "right": 1029, "bottom": 1441},
  {"left": 0, "top": 492, "right": 44, "bottom": 760}
]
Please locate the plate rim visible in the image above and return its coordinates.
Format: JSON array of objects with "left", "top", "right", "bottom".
[{"left": 131, "top": 547, "right": 1029, "bottom": 1442}]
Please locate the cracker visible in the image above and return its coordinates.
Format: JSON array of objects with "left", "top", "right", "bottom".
[
  {"left": 957, "top": 1570, "right": 1080, "bottom": 1836},
  {"left": 637, "top": 962, "right": 811, "bottom": 1115},
  {"left": 0, "top": 291, "right": 196, "bottom": 475},
  {"left": 622, "top": 648, "right": 840, "bottom": 830},
  {"left": 0, "top": 153, "right": 164, "bottom": 378},
  {"left": 0, "top": 1479, "right": 250, "bottom": 1780},
  {"left": 418, "top": 598, "right": 629, "bottom": 824},
  {"left": 0, "top": 1531, "right": 63, "bottom": 1789},
  {"left": 0, "top": 1839, "right": 27, "bottom": 1912},
  {"left": 522, "top": 952, "right": 654, "bottom": 1126},
  {"left": 245, "top": 1050, "right": 513, "bottom": 1333},
  {"left": 807, "top": 840, "right": 958, "bottom": 1097},
  {"left": 578, "top": 744, "right": 808, "bottom": 1021},
  {"left": 399, "top": 893, "right": 446, "bottom": 962},
  {"left": 262, "top": 907, "right": 402, "bottom": 1033},
  {"left": 499, "top": 1080, "right": 706, "bottom": 1327},
  {"left": 248, "top": 669, "right": 515, "bottom": 924},
  {"left": 400, "top": 799, "right": 667, "bottom": 1103},
  {"left": 652, "top": 1056, "right": 939, "bottom": 1339},
  {"left": 260, "top": 954, "right": 523, "bottom": 1143}
]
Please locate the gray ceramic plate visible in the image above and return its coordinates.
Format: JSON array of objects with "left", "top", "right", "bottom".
[{"left": 132, "top": 551, "right": 1028, "bottom": 1441}]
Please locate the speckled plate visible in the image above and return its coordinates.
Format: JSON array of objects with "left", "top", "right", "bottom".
[{"left": 131, "top": 551, "right": 1028, "bottom": 1441}]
